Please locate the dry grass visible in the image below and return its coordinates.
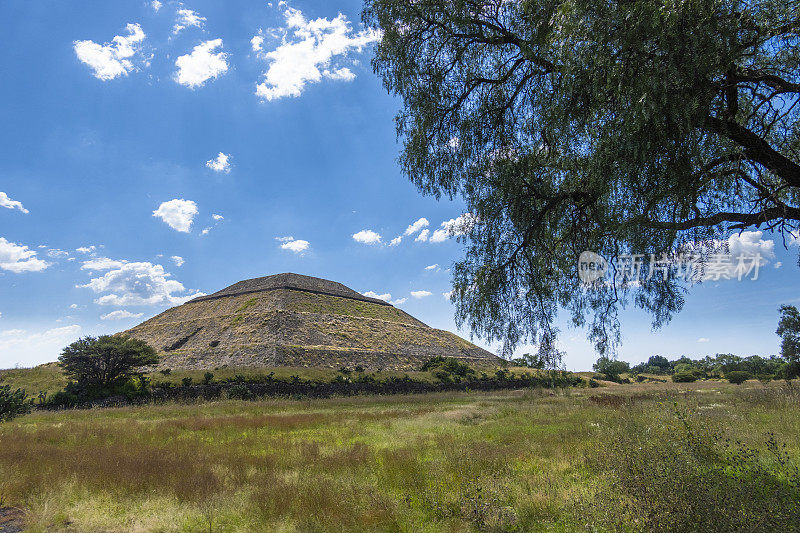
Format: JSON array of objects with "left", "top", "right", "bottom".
[{"left": 0, "top": 381, "right": 797, "bottom": 531}]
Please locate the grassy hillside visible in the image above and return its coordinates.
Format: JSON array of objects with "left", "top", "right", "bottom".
[{"left": 0, "top": 380, "right": 797, "bottom": 531}]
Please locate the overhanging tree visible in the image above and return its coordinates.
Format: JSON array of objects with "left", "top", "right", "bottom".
[
  {"left": 364, "top": 0, "right": 800, "bottom": 360},
  {"left": 59, "top": 335, "right": 158, "bottom": 394}
]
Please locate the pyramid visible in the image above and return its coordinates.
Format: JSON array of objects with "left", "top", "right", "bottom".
[{"left": 124, "top": 273, "right": 499, "bottom": 371}]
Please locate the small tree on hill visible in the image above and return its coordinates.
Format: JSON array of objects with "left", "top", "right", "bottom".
[
  {"left": 59, "top": 335, "right": 158, "bottom": 394},
  {"left": 594, "top": 357, "right": 630, "bottom": 383}
]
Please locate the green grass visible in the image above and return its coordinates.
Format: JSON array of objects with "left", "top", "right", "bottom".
[{"left": 0, "top": 380, "right": 798, "bottom": 531}]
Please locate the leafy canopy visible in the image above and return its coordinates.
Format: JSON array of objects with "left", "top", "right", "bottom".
[
  {"left": 365, "top": 0, "right": 800, "bottom": 359},
  {"left": 59, "top": 335, "right": 158, "bottom": 391}
]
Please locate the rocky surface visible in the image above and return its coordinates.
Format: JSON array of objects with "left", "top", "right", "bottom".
[{"left": 124, "top": 273, "right": 500, "bottom": 371}]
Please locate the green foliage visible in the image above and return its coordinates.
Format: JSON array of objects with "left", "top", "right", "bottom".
[
  {"left": 182, "top": 377, "right": 193, "bottom": 387},
  {"left": 58, "top": 335, "right": 158, "bottom": 394},
  {"left": 0, "top": 385, "right": 31, "bottom": 422},
  {"left": 726, "top": 371, "right": 753, "bottom": 384},
  {"left": 420, "top": 356, "right": 476, "bottom": 379},
  {"left": 509, "top": 352, "right": 546, "bottom": 369},
  {"left": 672, "top": 371, "right": 698, "bottom": 383},
  {"left": 778, "top": 304, "right": 800, "bottom": 379},
  {"left": 365, "top": 0, "right": 800, "bottom": 358},
  {"left": 592, "top": 357, "right": 630, "bottom": 382},
  {"left": 203, "top": 372, "right": 214, "bottom": 385}
]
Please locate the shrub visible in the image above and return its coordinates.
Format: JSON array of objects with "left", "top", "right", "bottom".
[
  {"left": 672, "top": 371, "right": 698, "bottom": 383},
  {"left": 160, "top": 369, "right": 172, "bottom": 375},
  {"left": 227, "top": 384, "right": 254, "bottom": 400},
  {"left": 181, "top": 377, "right": 193, "bottom": 387},
  {"left": 587, "top": 406, "right": 800, "bottom": 531},
  {"left": 0, "top": 385, "right": 31, "bottom": 421},
  {"left": 726, "top": 371, "right": 752, "bottom": 385},
  {"left": 203, "top": 372, "right": 214, "bottom": 385},
  {"left": 592, "top": 357, "right": 630, "bottom": 382},
  {"left": 420, "top": 356, "right": 476, "bottom": 378}
]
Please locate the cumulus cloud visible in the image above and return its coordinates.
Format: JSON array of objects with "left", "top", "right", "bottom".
[
  {"left": 174, "top": 39, "right": 228, "bottom": 88},
  {"left": 362, "top": 291, "right": 391, "bottom": 302},
  {"left": 46, "top": 249, "right": 69, "bottom": 259},
  {"left": 212, "top": 214, "right": 224, "bottom": 221},
  {"left": 415, "top": 229, "right": 429, "bottom": 242},
  {"left": 254, "top": 7, "right": 380, "bottom": 101},
  {"left": 425, "top": 264, "right": 439, "bottom": 271},
  {"left": 173, "top": 8, "right": 206, "bottom": 34},
  {"left": 0, "top": 192, "right": 29, "bottom": 214},
  {"left": 153, "top": 199, "right": 198, "bottom": 233},
  {"left": 79, "top": 260, "right": 204, "bottom": 306},
  {"left": 74, "top": 23, "right": 146, "bottom": 80},
  {"left": 411, "top": 290, "right": 431, "bottom": 299},
  {"left": 101, "top": 310, "right": 144, "bottom": 321},
  {"left": 404, "top": 217, "right": 429, "bottom": 236},
  {"left": 151, "top": 1, "right": 162, "bottom": 12},
  {"left": 697, "top": 337, "right": 710, "bottom": 343},
  {"left": 280, "top": 238, "right": 310, "bottom": 254},
  {"left": 171, "top": 255, "right": 185, "bottom": 267},
  {"left": 76, "top": 245, "right": 98, "bottom": 254},
  {"left": 0, "top": 325, "right": 82, "bottom": 368},
  {"left": 443, "top": 290, "right": 455, "bottom": 300},
  {"left": 430, "top": 213, "right": 476, "bottom": 243},
  {"left": 206, "top": 152, "right": 232, "bottom": 172},
  {"left": 390, "top": 297, "right": 407, "bottom": 306},
  {"left": 353, "top": 229, "right": 382, "bottom": 245},
  {"left": 389, "top": 236, "right": 402, "bottom": 246},
  {"left": 0, "top": 238, "right": 49, "bottom": 273}
]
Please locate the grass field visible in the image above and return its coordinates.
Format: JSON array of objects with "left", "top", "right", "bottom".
[{"left": 0, "top": 379, "right": 798, "bottom": 531}]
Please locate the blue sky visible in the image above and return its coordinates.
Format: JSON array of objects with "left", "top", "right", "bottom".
[{"left": 0, "top": 0, "right": 798, "bottom": 371}]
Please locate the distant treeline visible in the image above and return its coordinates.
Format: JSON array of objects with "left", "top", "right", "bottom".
[{"left": 631, "top": 354, "right": 790, "bottom": 378}]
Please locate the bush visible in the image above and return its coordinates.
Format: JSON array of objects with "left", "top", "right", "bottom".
[
  {"left": 203, "top": 372, "right": 214, "bottom": 385},
  {"left": 182, "top": 377, "right": 193, "bottom": 387},
  {"left": 672, "top": 371, "right": 698, "bottom": 383},
  {"left": 0, "top": 385, "right": 31, "bottom": 421},
  {"left": 420, "top": 356, "right": 476, "bottom": 378},
  {"left": 588, "top": 406, "right": 800, "bottom": 531},
  {"left": 726, "top": 371, "right": 752, "bottom": 385},
  {"left": 592, "top": 357, "right": 630, "bottom": 382},
  {"left": 227, "top": 383, "right": 255, "bottom": 400}
]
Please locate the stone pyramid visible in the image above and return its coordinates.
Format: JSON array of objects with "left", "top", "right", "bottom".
[{"left": 124, "top": 273, "right": 499, "bottom": 371}]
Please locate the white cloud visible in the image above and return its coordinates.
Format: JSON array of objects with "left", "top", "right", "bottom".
[
  {"left": 429, "top": 213, "right": 476, "bottom": 243},
  {"left": 0, "top": 192, "right": 29, "bottom": 214},
  {"left": 697, "top": 337, "right": 710, "bottom": 343},
  {"left": 76, "top": 245, "right": 98, "bottom": 254},
  {"left": 151, "top": 1, "right": 162, "bottom": 12},
  {"left": 443, "top": 290, "right": 454, "bottom": 300},
  {"left": 173, "top": 8, "right": 206, "bottom": 34},
  {"left": 212, "top": 214, "right": 224, "bottom": 221},
  {"left": 389, "top": 236, "right": 402, "bottom": 246},
  {"left": 280, "top": 238, "right": 310, "bottom": 254},
  {"left": 80, "top": 260, "right": 204, "bottom": 306},
  {"left": 153, "top": 199, "right": 198, "bottom": 233},
  {"left": 0, "top": 325, "right": 82, "bottom": 368},
  {"left": 81, "top": 257, "right": 127, "bottom": 271},
  {"left": 201, "top": 227, "right": 211, "bottom": 236},
  {"left": 775, "top": 261, "right": 783, "bottom": 269},
  {"left": 174, "top": 39, "right": 228, "bottom": 88},
  {"left": 390, "top": 297, "right": 407, "bottom": 306},
  {"left": 353, "top": 229, "right": 382, "bottom": 245},
  {"left": 411, "top": 290, "right": 432, "bottom": 299},
  {"left": 362, "top": 291, "right": 391, "bottom": 302},
  {"left": 251, "top": 35, "right": 264, "bottom": 52},
  {"left": 254, "top": 7, "right": 380, "bottom": 101},
  {"left": 725, "top": 231, "right": 775, "bottom": 263},
  {"left": 46, "top": 249, "right": 69, "bottom": 259},
  {"left": 171, "top": 255, "right": 185, "bottom": 267},
  {"left": 69, "top": 304, "right": 78, "bottom": 309},
  {"left": 101, "top": 310, "right": 144, "bottom": 321},
  {"left": 74, "top": 23, "right": 146, "bottom": 81},
  {"left": 415, "top": 229, "right": 429, "bottom": 242},
  {"left": 205, "top": 152, "right": 232, "bottom": 172},
  {"left": 0, "top": 238, "right": 49, "bottom": 273},
  {"left": 425, "top": 264, "right": 439, "bottom": 271},
  {"left": 404, "top": 217, "right": 429, "bottom": 236},
  {"left": 275, "top": 236, "right": 295, "bottom": 242}
]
